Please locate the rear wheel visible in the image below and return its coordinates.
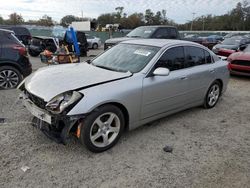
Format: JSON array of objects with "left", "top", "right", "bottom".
[
  {"left": 204, "top": 81, "right": 221, "bottom": 108},
  {"left": 92, "top": 43, "right": 98, "bottom": 49},
  {"left": 0, "top": 66, "right": 22, "bottom": 89},
  {"left": 80, "top": 105, "right": 125, "bottom": 152}
]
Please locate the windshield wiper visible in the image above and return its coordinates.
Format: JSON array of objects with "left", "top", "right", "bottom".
[
  {"left": 94, "top": 65, "right": 118, "bottom": 71},
  {"left": 127, "top": 35, "right": 141, "bottom": 38}
]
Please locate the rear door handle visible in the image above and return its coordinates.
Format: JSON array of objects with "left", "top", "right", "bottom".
[
  {"left": 180, "top": 76, "right": 188, "bottom": 80},
  {"left": 209, "top": 69, "right": 215, "bottom": 73}
]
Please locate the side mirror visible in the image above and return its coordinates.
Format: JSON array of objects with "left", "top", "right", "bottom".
[
  {"left": 239, "top": 45, "right": 246, "bottom": 51},
  {"left": 153, "top": 67, "right": 170, "bottom": 76},
  {"left": 86, "top": 59, "right": 91, "bottom": 64}
]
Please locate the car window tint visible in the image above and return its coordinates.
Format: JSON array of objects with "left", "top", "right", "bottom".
[
  {"left": 204, "top": 50, "right": 212, "bottom": 64},
  {"left": 153, "top": 28, "right": 169, "bottom": 39},
  {"left": 169, "top": 28, "right": 177, "bottom": 39},
  {"left": 185, "top": 46, "right": 206, "bottom": 67},
  {"left": 156, "top": 47, "right": 185, "bottom": 71}
]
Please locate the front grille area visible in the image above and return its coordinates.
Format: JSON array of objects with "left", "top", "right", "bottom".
[
  {"left": 231, "top": 60, "right": 250, "bottom": 67},
  {"left": 231, "top": 68, "right": 250, "bottom": 74},
  {"left": 25, "top": 90, "right": 46, "bottom": 109}
]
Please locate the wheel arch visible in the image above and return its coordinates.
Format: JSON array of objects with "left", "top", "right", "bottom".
[
  {"left": 97, "top": 102, "right": 130, "bottom": 131},
  {"left": 0, "top": 62, "right": 23, "bottom": 76},
  {"left": 214, "top": 78, "right": 223, "bottom": 94}
]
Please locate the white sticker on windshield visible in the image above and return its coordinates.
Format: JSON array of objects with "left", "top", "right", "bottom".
[
  {"left": 134, "top": 49, "right": 152, "bottom": 56},
  {"left": 144, "top": 30, "right": 152, "bottom": 33}
]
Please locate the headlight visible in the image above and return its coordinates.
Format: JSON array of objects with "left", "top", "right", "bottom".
[{"left": 46, "top": 91, "right": 83, "bottom": 114}]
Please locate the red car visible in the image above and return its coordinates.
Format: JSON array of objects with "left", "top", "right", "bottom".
[
  {"left": 218, "top": 48, "right": 236, "bottom": 57},
  {"left": 227, "top": 45, "right": 250, "bottom": 76}
]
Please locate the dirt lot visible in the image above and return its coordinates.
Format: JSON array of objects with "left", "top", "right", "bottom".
[{"left": 0, "top": 51, "right": 250, "bottom": 187}]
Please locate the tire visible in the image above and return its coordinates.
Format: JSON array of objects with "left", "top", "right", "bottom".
[
  {"left": 28, "top": 49, "right": 40, "bottom": 57},
  {"left": 0, "top": 66, "right": 22, "bottom": 89},
  {"left": 80, "top": 105, "right": 125, "bottom": 152},
  {"left": 92, "top": 43, "right": 98, "bottom": 49},
  {"left": 204, "top": 81, "right": 221, "bottom": 109}
]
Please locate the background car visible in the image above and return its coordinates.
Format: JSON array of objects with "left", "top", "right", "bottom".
[
  {"left": 0, "top": 29, "right": 32, "bottom": 89},
  {"left": 212, "top": 36, "right": 250, "bottom": 56},
  {"left": 207, "top": 35, "right": 224, "bottom": 42},
  {"left": 0, "top": 25, "right": 31, "bottom": 46},
  {"left": 19, "top": 39, "right": 229, "bottom": 152},
  {"left": 104, "top": 25, "right": 180, "bottom": 49},
  {"left": 227, "top": 44, "right": 250, "bottom": 76},
  {"left": 86, "top": 34, "right": 101, "bottom": 49},
  {"left": 28, "top": 36, "right": 59, "bottom": 57}
]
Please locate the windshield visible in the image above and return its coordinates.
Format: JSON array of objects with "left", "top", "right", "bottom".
[
  {"left": 222, "top": 37, "right": 241, "bottom": 45},
  {"left": 126, "top": 27, "right": 157, "bottom": 38},
  {"left": 243, "top": 45, "right": 250, "bottom": 52},
  {"left": 91, "top": 43, "right": 159, "bottom": 73}
]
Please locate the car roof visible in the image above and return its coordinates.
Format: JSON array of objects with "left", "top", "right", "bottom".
[
  {"left": 121, "top": 39, "right": 202, "bottom": 48},
  {"left": 0, "top": 25, "right": 30, "bottom": 35},
  {"left": 0, "top": 28, "right": 14, "bottom": 34},
  {"left": 137, "top": 25, "right": 177, "bottom": 28}
]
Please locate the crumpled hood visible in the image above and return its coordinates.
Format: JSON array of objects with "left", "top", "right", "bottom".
[
  {"left": 24, "top": 63, "right": 132, "bottom": 101},
  {"left": 105, "top": 37, "right": 137, "bottom": 44}
]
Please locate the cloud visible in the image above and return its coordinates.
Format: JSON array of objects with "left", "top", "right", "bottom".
[{"left": 0, "top": 0, "right": 245, "bottom": 23}]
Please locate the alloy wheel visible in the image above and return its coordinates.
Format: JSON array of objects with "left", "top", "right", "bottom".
[
  {"left": 207, "top": 84, "right": 220, "bottom": 106},
  {"left": 0, "top": 69, "right": 20, "bottom": 89},
  {"left": 90, "top": 112, "right": 121, "bottom": 148}
]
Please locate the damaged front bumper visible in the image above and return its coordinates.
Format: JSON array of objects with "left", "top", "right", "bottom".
[{"left": 20, "top": 92, "right": 85, "bottom": 144}]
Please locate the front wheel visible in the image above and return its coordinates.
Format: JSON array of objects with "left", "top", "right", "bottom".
[
  {"left": 204, "top": 81, "right": 221, "bottom": 109},
  {"left": 80, "top": 105, "right": 125, "bottom": 152},
  {"left": 0, "top": 66, "right": 22, "bottom": 89}
]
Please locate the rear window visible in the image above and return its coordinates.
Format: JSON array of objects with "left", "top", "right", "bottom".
[{"left": 4, "top": 32, "right": 23, "bottom": 45}]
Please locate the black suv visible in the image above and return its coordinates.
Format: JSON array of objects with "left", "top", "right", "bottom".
[
  {"left": 0, "top": 25, "right": 32, "bottom": 46},
  {"left": 0, "top": 29, "right": 32, "bottom": 89},
  {"left": 104, "top": 25, "right": 180, "bottom": 50}
]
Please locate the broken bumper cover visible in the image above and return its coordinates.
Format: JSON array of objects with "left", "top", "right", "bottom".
[{"left": 21, "top": 94, "right": 84, "bottom": 144}]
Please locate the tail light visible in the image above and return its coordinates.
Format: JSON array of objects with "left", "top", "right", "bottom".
[{"left": 13, "top": 46, "right": 27, "bottom": 56}]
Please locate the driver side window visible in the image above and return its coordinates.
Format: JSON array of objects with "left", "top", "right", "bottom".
[{"left": 155, "top": 47, "right": 185, "bottom": 71}]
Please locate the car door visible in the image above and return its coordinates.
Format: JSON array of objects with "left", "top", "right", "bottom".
[
  {"left": 0, "top": 34, "right": 2, "bottom": 58},
  {"left": 183, "top": 46, "right": 215, "bottom": 103},
  {"left": 141, "top": 46, "right": 190, "bottom": 119}
]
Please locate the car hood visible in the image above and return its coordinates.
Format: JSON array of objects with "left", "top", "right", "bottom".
[
  {"left": 24, "top": 63, "right": 132, "bottom": 101},
  {"left": 228, "top": 52, "right": 250, "bottom": 61},
  {"left": 214, "top": 44, "right": 238, "bottom": 50},
  {"left": 105, "top": 37, "right": 137, "bottom": 44}
]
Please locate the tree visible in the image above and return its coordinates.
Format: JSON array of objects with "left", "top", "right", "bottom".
[
  {"left": 37, "top": 15, "right": 54, "bottom": 26},
  {"left": 60, "top": 15, "right": 81, "bottom": 27},
  {"left": 0, "top": 15, "right": 3, "bottom": 24},
  {"left": 115, "top": 6, "right": 124, "bottom": 22},
  {"left": 145, "top": 9, "right": 154, "bottom": 25},
  {"left": 7, "top": 12, "right": 24, "bottom": 25},
  {"left": 97, "top": 13, "right": 116, "bottom": 26}
]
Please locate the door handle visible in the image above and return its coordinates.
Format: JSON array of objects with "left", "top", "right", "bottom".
[
  {"left": 209, "top": 69, "right": 215, "bottom": 73},
  {"left": 180, "top": 76, "right": 188, "bottom": 80}
]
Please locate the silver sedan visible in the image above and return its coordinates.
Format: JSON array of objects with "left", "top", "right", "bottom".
[{"left": 19, "top": 39, "right": 229, "bottom": 152}]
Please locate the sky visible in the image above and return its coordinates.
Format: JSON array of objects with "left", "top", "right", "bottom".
[{"left": 0, "top": 0, "right": 248, "bottom": 24}]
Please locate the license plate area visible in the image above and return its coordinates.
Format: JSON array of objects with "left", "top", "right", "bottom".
[{"left": 24, "top": 99, "right": 52, "bottom": 124}]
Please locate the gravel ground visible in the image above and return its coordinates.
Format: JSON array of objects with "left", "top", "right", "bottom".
[{"left": 0, "top": 51, "right": 250, "bottom": 187}]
